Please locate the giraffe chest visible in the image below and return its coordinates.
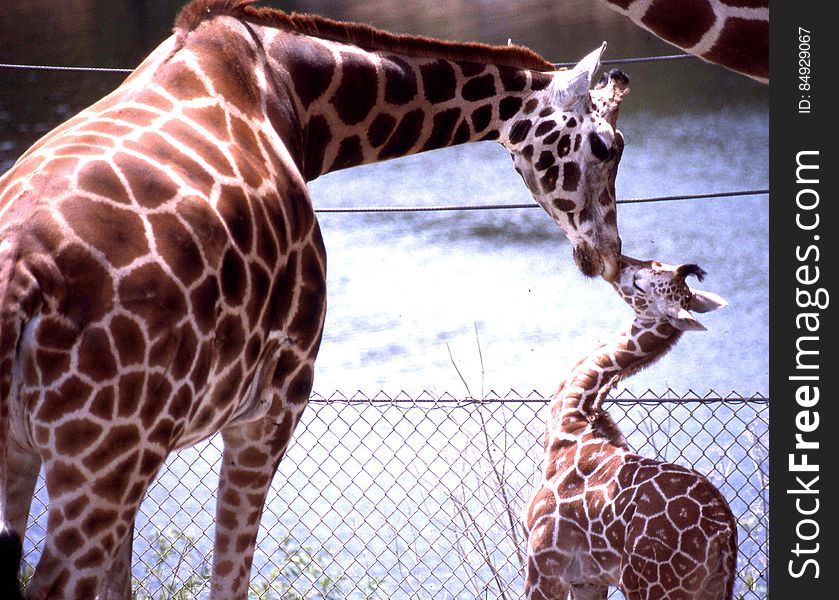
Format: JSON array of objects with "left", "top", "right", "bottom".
[{"left": 524, "top": 444, "right": 629, "bottom": 581}]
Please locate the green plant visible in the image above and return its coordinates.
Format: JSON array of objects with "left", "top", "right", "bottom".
[
  {"left": 132, "top": 528, "right": 380, "bottom": 599},
  {"left": 737, "top": 567, "right": 766, "bottom": 600},
  {"left": 441, "top": 326, "right": 531, "bottom": 600},
  {"left": 133, "top": 527, "right": 211, "bottom": 600},
  {"left": 249, "top": 536, "right": 345, "bottom": 599},
  {"left": 19, "top": 562, "right": 35, "bottom": 590}
]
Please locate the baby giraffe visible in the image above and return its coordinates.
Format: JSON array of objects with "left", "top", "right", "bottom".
[{"left": 522, "top": 256, "right": 737, "bottom": 600}]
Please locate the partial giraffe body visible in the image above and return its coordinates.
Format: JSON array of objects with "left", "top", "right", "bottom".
[
  {"left": 599, "top": 0, "right": 769, "bottom": 83},
  {"left": 522, "top": 256, "right": 736, "bottom": 600},
  {"left": 0, "top": 1, "right": 631, "bottom": 599}
]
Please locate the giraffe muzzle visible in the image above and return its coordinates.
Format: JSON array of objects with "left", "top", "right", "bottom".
[
  {"left": 600, "top": 253, "right": 621, "bottom": 282},
  {"left": 573, "top": 242, "right": 621, "bottom": 282}
]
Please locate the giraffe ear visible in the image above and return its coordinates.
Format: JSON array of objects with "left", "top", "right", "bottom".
[
  {"left": 668, "top": 308, "right": 707, "bottom": 331},
  {"left": 690, "top": 289, "right": 728, "bottom": 313},
  {"left": 550, "top": 42, "right": 606, "bottom": 108}
]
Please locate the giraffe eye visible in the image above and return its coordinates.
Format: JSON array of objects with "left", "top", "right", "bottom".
[
  {"left": 589, "top": 132, "right": 613, "bottom": 161},
  {"left": 632, "top": 276, "right": 647, "bottom": 293}
]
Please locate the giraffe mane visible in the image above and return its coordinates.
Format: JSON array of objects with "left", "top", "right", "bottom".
[{"left": 175, "top": 0, "right": 557, "bottom": 72}]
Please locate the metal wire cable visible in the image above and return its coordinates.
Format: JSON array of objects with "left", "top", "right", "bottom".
[
  {"left": 313, "top": 189, "right": 768, "bottom": 214},
  {"left": 308, "top": 389, "right": 768, "bottom": 404},
  {"left": 0, "top": 52, "right": 696, "bottom": 74},
  {"left": 1, "top": 54, "right": 761, "bottom": 216},
  {"left": 554, "top": 52, "right": 694, "bottom": 68},
  {"left": 0, "top": 63, "right": 133, "bottom": 74}
]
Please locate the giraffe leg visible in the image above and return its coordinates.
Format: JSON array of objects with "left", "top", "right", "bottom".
[
  {"left": 4, "top": 438, "right": 41, "bottom": 547},
  {"left": 570, "top": 583, "right": 608, "bottom": 600},
  {"left": 25, "top": 444, "right": 168, "bottom": 600},
  {"left": 524, "top": 557, "right": 570, "bottom": 600},
  {"left": 696, "top": 529, "right": 737, "bottom": 600},
  {"left": 209, "top": 394, "right": 309, "bottom": 599},
  {"left": 24, "top": 482, "right": 127, "bottom": 599},
  {"left": 526, "top": 577, "right": 570, "bottom": 600},
  {"left": 2, "top": 439, "right": 40, "bottom": 597},
  {"left": 619, "top": 560, "right": 663, "bottom": 600},
  {"left": 95, "top": 524, "right": 134, "bottom": 600}
]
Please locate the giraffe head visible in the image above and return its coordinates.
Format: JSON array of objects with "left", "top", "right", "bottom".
[
  {"left": 507, "top": 44, "right": 629, "bottom": 282},
  {"left": 612, "top": 255, "right": 727, "bottom": 330}
]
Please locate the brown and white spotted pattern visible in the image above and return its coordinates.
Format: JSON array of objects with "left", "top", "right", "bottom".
[
  {"left": 600, "top": 0, "right": 769, "bottom": 83},
  {"left": 522, "top": 256, "right": 737, "bottom": 600},
  {"left": 0, "top": 1, "right": 631, "bottom": 599}
]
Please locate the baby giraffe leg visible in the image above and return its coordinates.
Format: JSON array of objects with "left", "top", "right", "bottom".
[
  {"left": 525, "top": 575, "right": 569, "bottom": 600},
  {"left": 571, "top": 583, "right": 609, "bottom": 600}
]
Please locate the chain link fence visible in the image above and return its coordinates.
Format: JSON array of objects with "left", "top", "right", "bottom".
[{"left": 22, "top": 390, "right": 768, "bottom": 599}]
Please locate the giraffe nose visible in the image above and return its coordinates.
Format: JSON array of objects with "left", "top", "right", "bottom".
[
  {"left": 600, "top": 238, "right": 622, "bottom": 282},
  {"left": 601, "top": 253, "right": 620, "bottom": 282},
  {"left": 572, "top": 241, "right": 619, "bottom": 280}
]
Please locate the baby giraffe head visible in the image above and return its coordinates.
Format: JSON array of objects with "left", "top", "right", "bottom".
[{"left": 612, "top": 255, "right": 727, "bottom": 330}]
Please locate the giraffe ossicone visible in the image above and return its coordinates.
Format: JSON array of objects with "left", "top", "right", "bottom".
[
  {"left": 522, "top": 255, "right": 736, "bottom": 600},
  {"left": 0, "top": 1, "right": 631, "bottom": 598}
]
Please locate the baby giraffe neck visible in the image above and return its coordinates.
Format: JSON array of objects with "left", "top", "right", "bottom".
[{"left": 548, "top": 319, "right": 682, "bottom": 435}]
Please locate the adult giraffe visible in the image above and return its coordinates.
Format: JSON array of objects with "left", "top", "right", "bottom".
[
  {"left": 600, "top": 0, "right": 769, "bottom": 83},
  {"left": 0, "top": 0, "right": 630, "bottom": 598}
]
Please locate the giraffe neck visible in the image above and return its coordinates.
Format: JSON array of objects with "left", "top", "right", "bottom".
[
  {"left": 258, "top": 28, "right": 554, "bottom": 180},
  {"left": 172, "top": 7, "right": 556, "bottom": 181},
  {"left": 599, "top": 0, "right": 769, "bottom": 83},
  {"left": 546, "top": 319, "right": 681, "bottom": 447}
]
